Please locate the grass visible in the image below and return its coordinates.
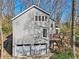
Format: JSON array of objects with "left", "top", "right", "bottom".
[
  {"left": 50, "top": 48, "right": 73, "bottom": 59},
  {"left": 50, "top": 52, "right": 73, "bottom": 59},
  {"left": 77, "top": 53, "right": 79, "bottom": 59}
]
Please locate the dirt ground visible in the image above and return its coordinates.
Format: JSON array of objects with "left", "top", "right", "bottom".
[
  {"left": 12, "top": 52, "right": 53, "bottom": 59},
  {"left": 3, "top": 50, "right": 53, "bottom": 59}
]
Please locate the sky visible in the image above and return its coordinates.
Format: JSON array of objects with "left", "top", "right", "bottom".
[
  {"left": 61, "top": 0, "right": 72, "bottom": 22},
  {"left": 15, "top": 0, "right": 72, "bottom": 23}
]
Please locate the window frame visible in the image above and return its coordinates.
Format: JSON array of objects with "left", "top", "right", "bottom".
[
  {"left": 45, "top": 16, "right": 47, "bottom": 21},
  {"left": 39, "top": 16, "right": 41, "bottom": 21},
  {"left": 43, "top": 28, "right": 47, "bottom": 37},
  {"left": 35, "top": 16, "right": 48, "bottom": 21},
  {"left": 35, "top": 16, "right": 38, "bottom": 21},
  {"left": 42, "top": 16, "right": 44, "bottom": 21}
]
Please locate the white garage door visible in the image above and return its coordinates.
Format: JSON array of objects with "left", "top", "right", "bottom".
[
  {"left": 15, "top": 45, "right": 31, "bottom": 56},
  {"left": 15, "top": 43, "right": 47, "bottom": 56},
  {"left": 31, "top": 44, "right": 47, "bottom": 55}
]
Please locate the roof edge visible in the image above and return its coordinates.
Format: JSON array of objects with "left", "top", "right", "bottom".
[{"left": 11, "top": 5, "right": 50, "bottom": 21}]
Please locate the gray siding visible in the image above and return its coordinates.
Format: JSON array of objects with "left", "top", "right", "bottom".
[{"left": 12, "top": 7, "right": 54, "bottom": 56}]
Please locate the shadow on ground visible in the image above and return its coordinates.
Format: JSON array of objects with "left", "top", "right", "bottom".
[{"left": 3, "top": 34, "right": 12, "bottom": 56}]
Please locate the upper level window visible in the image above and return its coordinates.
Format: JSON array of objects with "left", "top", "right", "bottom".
[
  {"left": 35, "top": 16, "right": 38, "bottom": 21},
  {"left": 42, "top": 16, "right": 44, "bottom": 21},
  {"left": 45, "top": 16, "right": 47, "bottom": 21},
  {"left": 39, "top": 16, "right": 41, "bottom": 21},
  {"left": 43, "top": 29, "right": 47, "bottom": 37},
  {"left": 35, "top": 16, "right": 47, "bottom": 21}
]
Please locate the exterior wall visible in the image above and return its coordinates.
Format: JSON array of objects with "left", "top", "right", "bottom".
[
  {"left": 56, "top": 27, "right": 60, "bottom": 34},
  {"left": 12, "top": 8, "right": 51, "bottom": 56},
  {"left": 50, "top": 20, "right": 56, "bottom": 35}
]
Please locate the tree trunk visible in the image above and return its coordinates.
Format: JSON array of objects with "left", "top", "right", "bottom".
[{"left": 71, "top": 0, "right": 77, "bottom": 59}]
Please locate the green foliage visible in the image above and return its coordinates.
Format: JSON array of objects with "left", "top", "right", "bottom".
[
  {"left": 50, "top": 53, "right": 73, "bottom": 59},
  {"left": 75, "top": 33, "right": 79, "bottom": 41},
  {"left": 76, "top": 37, "right": 79, "bottom": 41},
  {"left": 50, "top": 48, "right": 73, "bottom": 59},
  {"left": 2, "top": 16, "right": 12, "bottom": 35},
  {"left": 66, "top": 48, "right": 74, "bottom": 57},
  {"left": 75, "top": 32, "right": 79, "bottom": 35}
]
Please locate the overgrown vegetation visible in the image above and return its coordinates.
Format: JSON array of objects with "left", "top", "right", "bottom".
[
  {"left": 2, "top": 16, "right": 12, "bottom": 36},
  {"left": 60, "top": 21, "right": 71, "bottom": 33},
  {"left": 50, "top": 48, "right": 73, "bottom": 59},
  {"left": 76, "top": 36, "right": 79, "bottom": 41}
]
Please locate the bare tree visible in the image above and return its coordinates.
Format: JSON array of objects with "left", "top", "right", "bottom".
[
  {"left": 71, "top": 0, "right": 77, "bottom": 59},
  {"left": 0, "top": 0, "right": 15, "bottom": 17},
  {"left": 0, "top": 0, "right": 3, "bottom": 18}
]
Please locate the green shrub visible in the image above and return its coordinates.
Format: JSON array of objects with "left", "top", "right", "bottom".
[
  {"left": 2, "top": 16, "right": 12, "bottom": 35},
  {"left": 50, "top": 48, "right": 73, "bottom": 59},
  {"left": 76, "top": 37, "right": 79, "bottom": 41},
  {"left": 50, "top": 53, "right": 71, "bottom": 59},
  {"left": 67, "top": 48, "right": 74, "bottom": 57}
]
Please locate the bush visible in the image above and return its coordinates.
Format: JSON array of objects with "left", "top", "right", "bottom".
[
  {"left": 76, "top": 37, "right": 79, "bottom": 41},
  {"left": 50, "top": 53, "right": 73, "bottom": 59},
  {"left": 75, "top": 35, "right": 79, "bottom": 47},
  {"left": 67, "top": 48, "right": 74, "bottom": 58},
  {"left": 50, "top": 48, "right": 73, "bottom": 59},
  {"left": 2, "top": 16, "right": 12, "bottom": 36}
]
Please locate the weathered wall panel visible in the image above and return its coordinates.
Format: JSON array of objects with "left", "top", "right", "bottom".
[{"left": 12, "top": 6, "right": 54, "bottom": 56}]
